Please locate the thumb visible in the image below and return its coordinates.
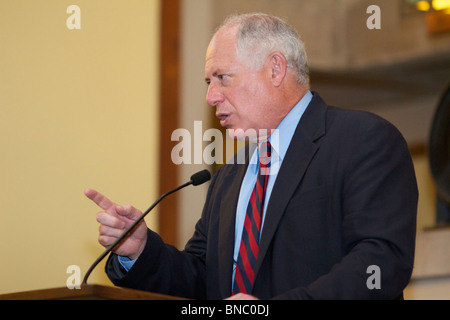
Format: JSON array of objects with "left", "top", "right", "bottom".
[{"left": 115, "top": 204, "right": 143, "bottom": 221}]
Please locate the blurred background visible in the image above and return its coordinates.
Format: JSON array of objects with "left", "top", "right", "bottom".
[{"left": 1, "top": 0, "right": 449, "bottom": 299}]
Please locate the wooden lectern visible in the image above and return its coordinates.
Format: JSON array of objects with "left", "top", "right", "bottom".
[{"left": 0, "top": 284, "right": 184, "bottom": 300}]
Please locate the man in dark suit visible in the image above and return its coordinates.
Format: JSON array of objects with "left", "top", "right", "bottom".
[{"left": 85, "top": 13, "right": 418, "bottom": 300}]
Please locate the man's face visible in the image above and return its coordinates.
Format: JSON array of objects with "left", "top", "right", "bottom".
[{"left": 205, "top": 27, "right": 278, "bottom": 141}]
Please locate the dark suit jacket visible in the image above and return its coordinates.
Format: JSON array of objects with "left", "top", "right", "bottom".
[{"left": 106, "top": 92, "right": 418, "bottom": 300}]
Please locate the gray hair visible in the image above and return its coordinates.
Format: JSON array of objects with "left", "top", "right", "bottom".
[{"left": 218, "top": 13, "right": 309, "bottom": 85}]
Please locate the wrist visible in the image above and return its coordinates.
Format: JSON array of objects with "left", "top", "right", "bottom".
[{"left": 128, "top": 236, "right": 147, "bottom": 260}]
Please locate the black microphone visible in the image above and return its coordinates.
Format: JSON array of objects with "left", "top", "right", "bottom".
[
  {"left": 190, "top": 169, "right": 212, "bottom": 186},
  {"left": 82, "top": 169, "right": 211, "bottom": 285}
]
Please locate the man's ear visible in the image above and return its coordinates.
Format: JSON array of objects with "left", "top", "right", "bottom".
[{"left": 270, "top": 52, "right": 288, "bottom": 87}]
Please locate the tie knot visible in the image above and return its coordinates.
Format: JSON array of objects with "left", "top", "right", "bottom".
[{"left": 259, "top": 142, "right": 271, "bottom": 173}]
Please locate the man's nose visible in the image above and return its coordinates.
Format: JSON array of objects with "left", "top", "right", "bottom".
[{"left": 206, "top": 82, "right": 224, "bottom": 107}]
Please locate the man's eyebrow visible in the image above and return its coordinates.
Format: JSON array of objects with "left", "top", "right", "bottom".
[{"left": 204, "top": 72, "right": 219, "bottom": 84}]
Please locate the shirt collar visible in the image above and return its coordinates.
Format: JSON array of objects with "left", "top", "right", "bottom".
[{"left": 249, "top": 91, "right": 313, "bottom": 174}]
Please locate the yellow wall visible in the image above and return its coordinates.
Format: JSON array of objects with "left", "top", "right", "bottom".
[{"left": 0, "top": 0, "right": 160, "bottom": 294}]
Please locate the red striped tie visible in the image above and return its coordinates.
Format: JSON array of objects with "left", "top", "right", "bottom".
[{"left": 233, "top": 142, "right": 271, "bottom": 294}]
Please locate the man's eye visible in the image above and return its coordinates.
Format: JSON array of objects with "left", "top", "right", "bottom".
[{"left": 218, "top": 74, "right": 229, "bottom": 82}]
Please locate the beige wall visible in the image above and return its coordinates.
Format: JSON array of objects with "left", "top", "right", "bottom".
[
  {"left": 178, "top": 0, "right": 214, "bottom": 247},
  {"left": 0, "top": 0, "right": 160, "bottom": 294}
]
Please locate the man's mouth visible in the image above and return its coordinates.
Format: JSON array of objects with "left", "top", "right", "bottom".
[{"left": 216, "top": 113, "right": 230, "bottom": 127}]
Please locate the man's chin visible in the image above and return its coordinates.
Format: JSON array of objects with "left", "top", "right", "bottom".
[{"left": 226, "top": 128, "right": 272, "bottom": 143}]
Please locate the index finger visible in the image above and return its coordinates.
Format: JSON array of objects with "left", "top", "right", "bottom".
[{"left": 84, "top": 188, "right": 117, "bottom": 212}]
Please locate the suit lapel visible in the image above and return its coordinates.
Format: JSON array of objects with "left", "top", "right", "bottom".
[
  {"left": 253, "top": 93, "right": 328, "bottom": 283},
  {"left": 217, "top": 144, "right": 256, "bottom": 297}
]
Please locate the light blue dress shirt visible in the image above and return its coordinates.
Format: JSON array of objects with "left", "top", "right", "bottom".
[
  {"left": 231, "top": 91, "right": 312, "bottom": 285},
  {"left": 119, "top": 91, "right": 313, "bottom": 274}
]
